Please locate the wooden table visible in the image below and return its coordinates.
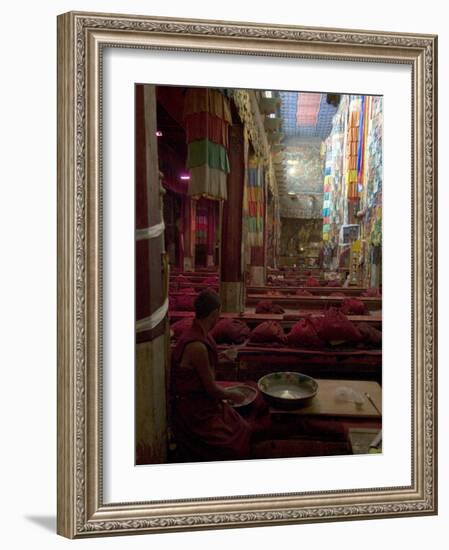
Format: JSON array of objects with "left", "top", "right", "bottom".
[
  {"left": 169, "top": 281, "right": 218, "bottom": 289},
  {"left": 170, "top": 272, "right": 218, "bottom": 281},
  {"left": 269, "top": 379, "right": 382, "bottom": 421},
  {"left": 266, "top": 379, "right": 382, "bottom": 456}
]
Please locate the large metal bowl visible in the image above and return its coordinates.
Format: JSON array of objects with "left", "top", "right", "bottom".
[{"left": 258, "top": 372, "right": 318, "bottom": 409}]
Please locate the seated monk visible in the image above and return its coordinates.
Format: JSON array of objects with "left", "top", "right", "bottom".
[{"left": 170, "top": 289, "right": 255, "bottom": 462}]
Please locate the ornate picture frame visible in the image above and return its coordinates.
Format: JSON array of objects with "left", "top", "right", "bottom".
[{"left": 57, "top": 11, "right": 437, "bottom": 538}]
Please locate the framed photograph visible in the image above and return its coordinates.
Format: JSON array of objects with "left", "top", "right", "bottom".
[{"left": 57, "top": 11, "right": 437, "bottom": 538}]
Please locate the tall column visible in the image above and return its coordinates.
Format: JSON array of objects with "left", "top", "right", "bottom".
[
  {"left": 182, "top": 197, "right": 196, "bottom": 271},
  {"left": 163, "top": 190, "right": 176, "bottom": 267},
  {"left": 206, "top": 200, "right": 216, "bottom": 267},
  {"left": 370, "top": 244, "right": 382, "bottom": 288},
  {"left": 220, "top": 122, "right": 245, "bottom": 312},
  {"left": 135, "top": 84, "right": 168, "bottom": 465},
  {"left": 250, "top": 247, "right": 265, "bottom": 285}
]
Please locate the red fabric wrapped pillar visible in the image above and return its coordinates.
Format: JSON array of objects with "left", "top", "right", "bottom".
[{"left": 184, "top": 88, "right": 231, "bottom": 200}]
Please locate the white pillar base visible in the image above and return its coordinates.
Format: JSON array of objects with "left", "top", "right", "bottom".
[
  {"left": 249, "top": 266, "right": 266, "bottom": 286},
  {"left": 183, "top": 257, "right": 194, "bottom": 272},
  {"left": 136, "top": 334, "right": 167, "bottom": 464},
  {"left": 370, "top": 264, "right": 379, "bottom": 288},
  {"left": 220, "top": 281, "right": 244, "bottom": 313},
  {"left": 167, "top": 243, "right": 176, "bottom": 266}
]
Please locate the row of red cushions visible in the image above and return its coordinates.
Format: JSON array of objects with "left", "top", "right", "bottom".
[
  {"left": 277, "top": 309, "right": 381, "bottom": 347},
  {"left": 170, "top": 295, "right": 369, "bottom": 318},
  {"left": 171, "top": 308, "right": 381, "bottom": 348},
  {"left": 268, "top": 276, "right": 382, "bottom": 295},
  {"left": 170, "top": 317, "right": 250, "bottom": 344},
  {"left": 287, "top": 310, "right": 381, "bottom": 347},
  {"left": 248, "top": 321, "right": 287, "bottom": 345}
]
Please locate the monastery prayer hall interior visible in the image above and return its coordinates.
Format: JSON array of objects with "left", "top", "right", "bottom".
[{"left": 135, "top": 85, "right": 383, "bottom": 465}]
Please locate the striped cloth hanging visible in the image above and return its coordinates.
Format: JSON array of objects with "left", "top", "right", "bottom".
[
  {"left": 245, "top": 157, "right": 264, "bottom": 247},
  {"left": 183, "top": 88, "right": 231, "bottom": 200}
]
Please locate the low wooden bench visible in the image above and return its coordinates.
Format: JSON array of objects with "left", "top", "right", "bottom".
[
  {"left": 246, "top": 293, "right": 382, "bottom": 312},
  {"left": 248, "top": 285, "right": 368, "bottom": 296},
  {"left": 168, "top": 310, "right": 382, "bottom": 328}
]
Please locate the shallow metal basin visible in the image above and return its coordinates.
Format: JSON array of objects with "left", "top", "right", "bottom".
[{"left": 258, "top": 372, "right": 318, "bottom": 409}]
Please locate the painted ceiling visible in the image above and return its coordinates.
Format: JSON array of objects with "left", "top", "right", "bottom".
[{"left": 278, "top": 91, "right": 338, "bottom": 140}]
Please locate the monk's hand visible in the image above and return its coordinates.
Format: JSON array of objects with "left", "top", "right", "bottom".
[
  {"left": 219, "top": 346, "right": 238, "bottom": 362},
  {"left": 224, "top": 387, "right": 246, "bottom": 405}
]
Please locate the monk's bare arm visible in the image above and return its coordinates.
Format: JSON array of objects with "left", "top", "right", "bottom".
[{"left": 183, "top": 342, "right": 228, "bottom": 401}]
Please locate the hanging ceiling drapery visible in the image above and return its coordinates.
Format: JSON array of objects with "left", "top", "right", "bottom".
[
  {"left": 321, "top": 95, "right": 346, "bottom": 243},
  {"left": 345, "top": 96, "right": 362, "bottom": 201},
  {"left": 183, "top": 88, "right": 231, "bottom": 200}
]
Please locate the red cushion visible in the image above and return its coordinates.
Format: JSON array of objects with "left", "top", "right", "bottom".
[
  {"left": 305, "top": 277, "right": 321, "bottom": 287},
  {"left": 316, "top": 307, "right": 362, "bottom": 344},
  {"left": 249, "top": 321, "right": 286, "bottom": 345},
  {"left": 296, "top": 289, "right": 313, "bottom": 296},
  {"left": 255, "top": 300, "right": 285, "bottom": 314},
  {"left": 340, "top": 298, "right": 367, "bottom": 315},
  {"left": 287, "top": 317, "right": 325, "bottom": 348},
  {"left": 210, "top": 318, "right": 250, "bottom": 344},
  {"left": 356, "top": 322, "right": 382, "bottom": 346},
  {"left": 361, "top": 287, "right": 382, "bottom": 297}
]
